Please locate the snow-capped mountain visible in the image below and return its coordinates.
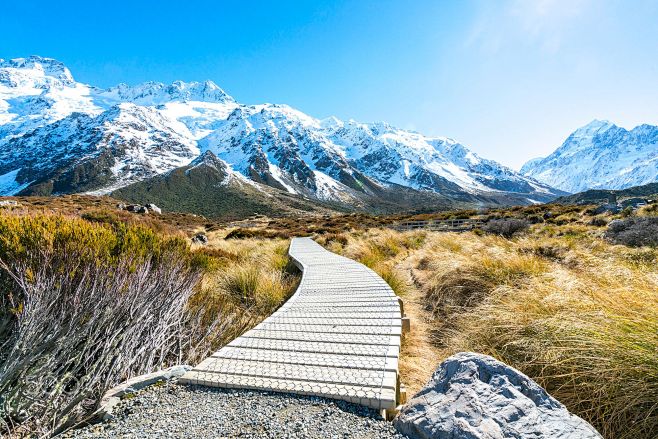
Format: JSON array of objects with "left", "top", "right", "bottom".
[
  {"left": 0, "top": 103, "right": 199, "bottom": 195},
  {"left": 0, "top": 55, "right": 562, "bottom": 211},
  {"left": 521, "top": 120, "right": 658, "bottom": 193}
]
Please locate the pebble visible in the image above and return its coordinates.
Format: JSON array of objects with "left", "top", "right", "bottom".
[{"left": 60, "top": 381, "right": 408, "bottom": 439}]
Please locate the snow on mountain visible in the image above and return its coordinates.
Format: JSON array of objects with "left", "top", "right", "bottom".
[
  {"left": 0, "top": 56, "right": 102, "bottom": 141},
  {"left": 198, "top": 104, "right": 368, "bottom": 202},
  {"left": 96, "top": 80, "right": 235, "bottom": 106},
  {"left": 323, "top": 118, "right": 555, "bottom": 196},
  {"left": 521, "top": 120, "right": 658, "bottom": 193},
  {"left": 0, "top": 55, "right": 561, "bottom": 207},
  {"left": 1, "top": 103, "right": 199, "bottom": 195},
  {"left": 0, "top": 56, "right": 237, "bottom": 143}
]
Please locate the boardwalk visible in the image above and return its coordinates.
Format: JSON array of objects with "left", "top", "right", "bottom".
[
  {"left": 180, "top": 237, "right": 402, "bottom": 412},
  {"left": 392, "top": 218, "right": 484, "bottom": 232}
]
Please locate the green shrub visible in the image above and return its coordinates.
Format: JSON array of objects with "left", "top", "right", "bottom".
[{"left": 0, "top": 213, "right": 203, "bottom": 436}]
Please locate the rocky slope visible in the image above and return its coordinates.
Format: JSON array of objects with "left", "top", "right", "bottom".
[
  {"left": 521, "top": 120, "right": 658, "bottom": 193},
  {"left": 0, "top": 56, "right": 562, "bottom": 212},
  {"left": 553, "top": 181, "right": 658, "bottom": 206},
  {"left": 111, "top": 151, "right": 348, "bottom": 219}
]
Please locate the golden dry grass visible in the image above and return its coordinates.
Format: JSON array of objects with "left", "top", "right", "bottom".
[
  {"left": 321, "top": 223, "right": 658, "bottom": 439},
  {"left": 185, "top": 235, "right": 300, "bottom": 362}
]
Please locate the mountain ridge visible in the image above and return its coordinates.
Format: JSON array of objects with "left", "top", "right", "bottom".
[
  {"left": 521, "top": 119, "right": 658, "bottom": 193},
  {"left": 1, "top": 55, "right": 564, "bottom": 214}
]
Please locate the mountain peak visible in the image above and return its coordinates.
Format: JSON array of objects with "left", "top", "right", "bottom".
[
  {"left": 574, "top": 119, "right": 616, "bottom": 134},
  {"left": 100, "top": 79, "right": 235, "bottom": 106},
  {"left": 521, "top": 119, "right": 658, "bottom": 192},
  {"left": 166, "top": 80, "right": 235, "bottom": 103},
  {"left": 0, "top": 55, "right": 75, "bottom": 86},
  {"left": 192, "top": 150, "right": 224, "bottom": 167}
]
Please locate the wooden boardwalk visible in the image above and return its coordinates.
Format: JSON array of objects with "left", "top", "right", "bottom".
[
  {"left": 180, "top": 237, "right": 402, "bottom": 412},
  {"left": 392, "top": 218, "right": 484, "bottom": 232}
]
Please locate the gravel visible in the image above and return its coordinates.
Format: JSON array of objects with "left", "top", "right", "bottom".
[{"left": 60, "top": 381, "right": 408, "bottom": 439}]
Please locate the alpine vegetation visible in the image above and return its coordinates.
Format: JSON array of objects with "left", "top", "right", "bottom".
[{"left": 0, "top": 212, "right": 298, "bottom": 436}]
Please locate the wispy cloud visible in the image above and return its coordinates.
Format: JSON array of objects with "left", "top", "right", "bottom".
[{"left": 465, "top": 0, "right": 592, "bottom": 54}]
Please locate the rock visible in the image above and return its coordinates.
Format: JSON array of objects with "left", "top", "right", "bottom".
[
  {"left": 394, "top": 352, "right": 601, "bottom": 439},
  {"left": 607, "top": 219, "right": 625, "bottom": 233},
  {"left": 192, "top": 233, "right": 208, "bottom": 245},
  {"left": 145, "top": 203, "right": 161, "bottom": 214}
]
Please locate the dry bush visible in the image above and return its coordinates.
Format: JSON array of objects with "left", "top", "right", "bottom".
[
  {"left": 482, "top": 218, "right": 530, "bottom": 238},
  {"left": 0, "top": 214, "right": 299, "bottom": 437},
  {"left": 606, "top": 217, "right": 658, "bottom": 247},
  {"left": 0, "top": 214, "right": 203, "bottom": 436},
  {"left": 588, "top": 216, "right": 608, "bottom": 227}
]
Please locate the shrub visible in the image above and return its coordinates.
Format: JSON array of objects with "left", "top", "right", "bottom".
[
  {"left": 606, "top": 217, "right": 658, "bottom": 247},
  {"left": 0, "top": 213, "right": 301, "bottom": 437},
  {"left": 0, "top": 214, "right": 201, "bottom": 436},
  {"left": 482, "top": 218, "right": 529, "bottom": 238},
  {"left": 589, "top": 216, "right": 608, "bottom": 227}
]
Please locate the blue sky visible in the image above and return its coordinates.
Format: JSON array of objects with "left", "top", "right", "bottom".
[{"left": 2, "top": 0, "right": 657, "bottom": 168}]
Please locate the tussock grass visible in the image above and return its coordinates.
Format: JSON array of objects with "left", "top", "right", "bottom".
[
  {"left": 185, "top": 235, "right": 299, "bottom": 361},
  {"left": 322, "top": 226, "right": 658, "bottom": 439},
  {"left": 318, "top": 230, "right": 425, "bottom": 297}
]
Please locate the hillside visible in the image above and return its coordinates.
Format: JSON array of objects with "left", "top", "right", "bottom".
[
  {"left": 111, "top": 151, "right": 348, "bottom": 219},
  {"left": 553, "top": 181, "right": 658, "bottom": 205}
]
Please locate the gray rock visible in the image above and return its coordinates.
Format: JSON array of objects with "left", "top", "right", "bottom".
[
  {"left": 594, "top": 203, "right": 621, "bottom": 215},
  {"left": 394, "top": 352, "right": 601, "bottom": 439},
  {"left": 191, "top": 233, "right": 208, "bottom": 245}
]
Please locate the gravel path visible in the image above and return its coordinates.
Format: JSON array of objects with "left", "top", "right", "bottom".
[{"left": 61, "top": 381, "right": 409, "bottom": 438}]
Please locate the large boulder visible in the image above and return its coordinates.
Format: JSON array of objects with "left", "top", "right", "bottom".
[{"left": 394, "top": 352, "right": 601, "bottom": 439}]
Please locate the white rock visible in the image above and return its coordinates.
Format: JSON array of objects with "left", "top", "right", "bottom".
[
  {"left": 145, "top": 203, "right": 161, "bottom": 214},
  {"left": 394, "top": 352, "right": 601, "bottom": 439}
]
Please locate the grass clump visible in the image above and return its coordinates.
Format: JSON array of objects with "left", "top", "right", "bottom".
[
  {"left": 334, "top": 227, "right": 658, "bottom": 439},
  {"left": 318, "top": 230, "right": 426, "bottom": 297},
  {"left": 482, "top": 218, "right": 530, "bottom": 237}
]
